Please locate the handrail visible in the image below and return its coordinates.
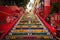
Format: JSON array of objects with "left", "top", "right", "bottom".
[
  {"left": 0, "top": 11, "right": 11, "bottom": 23},
  {"left": 0, "top": 11, "right": 11, "bottom": 16},
  {"left": 0, "top": 13, "right": 23, "bottom": 40},
  {"left": 36, "top": 13, "right": 56, "bottom": 36},
  {"left": 0, "top": 6, "right": 12, "bottom": 14}
]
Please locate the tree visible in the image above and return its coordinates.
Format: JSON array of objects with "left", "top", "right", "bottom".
[
  {"left": 2, "top": 0, "right": 29, "bottom": 9},
  {"left": 15, "top": 0, "right": 29, "bottom": 9}
]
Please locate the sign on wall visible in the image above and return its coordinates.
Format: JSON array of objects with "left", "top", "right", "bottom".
[{"left": 44, "top": 0, "right": 50, "bottom": 6}]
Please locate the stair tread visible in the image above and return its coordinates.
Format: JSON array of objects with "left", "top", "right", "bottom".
[{"left": 11, "top": 29, "right": 47, "bottom": 33}]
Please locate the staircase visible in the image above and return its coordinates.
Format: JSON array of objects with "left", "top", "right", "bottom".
[{"left": 4, "top": 13, "right": 56, "bottom": 40}]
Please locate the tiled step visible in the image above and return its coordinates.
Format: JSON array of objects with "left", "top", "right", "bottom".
[
  {"left": 5, "top": 35, "right": 53, "bottom": 40},
  {"left": 15, "top": 24, "right": 43, "bottom": 28},
  {"left": 11, "top": 29, "right": 47, "bottom": 33},
  {"left": 20, "top": 22, "right": 40, "bottom": 24},
  {"left": 17, "top": 24, "right": 42, "bottom": 25},
  {"left": 16, "top": 28, "right": 43, "bottom": 30},
  {"left": 9, "top": 32, "right": 48, "bottom": 36}
]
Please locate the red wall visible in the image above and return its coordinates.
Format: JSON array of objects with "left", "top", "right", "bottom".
[
  {"left": 52, "top": 0, "right": 57, "bottom": 3},
  {"left": 44, "top": 0, "right": 50, "bottom": 19},
  {"left": 44, "top": 6, "right": 50, "bottom": 19}
]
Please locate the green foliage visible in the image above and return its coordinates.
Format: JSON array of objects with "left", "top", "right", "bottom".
[
  {"left": 19, "top": 0, "right": 29, "bottom": 9},
  {"left": 50, "top": 2, "right": 59, "bottom": 14},
  {"left": 3, "top": 0, "right": 29, "bottom": 9}
]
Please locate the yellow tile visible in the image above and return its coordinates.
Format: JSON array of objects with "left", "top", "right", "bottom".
[
  {"left": 31, "top": 26, "right": 34, "bottom": 27},
  {"left": 16, "top": 25, "right": 20, "bottom": 28},
  {"left": 10, "top": 36, "right": 16, "bottom": 39},
  {"left": 13, "top": 30, "right": 28, "bottom": 32},
  {"left": 43, "top": 36, "right": 50, "bottom": 39},
  {"left": 32, "top": 30, "right": 43, "bottom": 32},
  {"left": 39, "top": 25, "right": 43, "bottom": 28}
]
